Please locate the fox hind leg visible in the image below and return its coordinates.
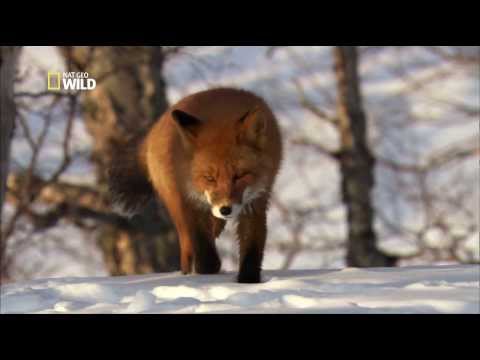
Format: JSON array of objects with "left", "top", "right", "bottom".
[{"left": 158, "top": 194, "right": 195, "bottom": 275}]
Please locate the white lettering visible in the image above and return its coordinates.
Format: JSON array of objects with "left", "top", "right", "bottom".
[
  {"left": 87, "top": 78, "right": 96, "bottom": 89},
  {"left": 59, "top": 73, "right": 96, "bottom": 91},
  {"left": 62, "top": 78, "right": 78, "bottom": 90}
]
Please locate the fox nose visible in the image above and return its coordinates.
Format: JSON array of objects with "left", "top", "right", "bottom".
[{"left": 220, "top": 206, "right": 232, "bottom": 216}]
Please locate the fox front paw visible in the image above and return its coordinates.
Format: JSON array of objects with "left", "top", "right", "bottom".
[{"left": 237, "top": 270, "right": 261, "bottom": 283}]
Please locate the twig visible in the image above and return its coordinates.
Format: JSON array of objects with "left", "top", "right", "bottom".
[{"left": 293, "top": 79, "right": 338, "bottom": 126}]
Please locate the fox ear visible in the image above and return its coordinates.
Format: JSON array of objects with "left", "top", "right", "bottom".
[
  {"left": 237, "top": 107, "right": 267, "bottom": 148},
  {"left": 171, "top": 109, "right": 203, "bottom": 142}
]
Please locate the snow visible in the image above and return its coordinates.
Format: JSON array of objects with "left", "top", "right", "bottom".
[{"left": 1, "top": 265, "right": 478, "bottom": 314}]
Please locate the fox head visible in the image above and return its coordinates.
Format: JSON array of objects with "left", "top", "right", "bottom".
[{"left": 172, "top": 107, "right": 270, "bottom": 220}]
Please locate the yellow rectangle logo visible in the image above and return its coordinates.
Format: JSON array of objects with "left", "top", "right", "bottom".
[{"left": 47, "top": 72, "right": 61, "bottom": 90}]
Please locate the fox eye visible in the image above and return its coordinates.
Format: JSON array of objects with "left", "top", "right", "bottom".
[{"left": 204, "top": 175, "right": 216, "bottom": 183}]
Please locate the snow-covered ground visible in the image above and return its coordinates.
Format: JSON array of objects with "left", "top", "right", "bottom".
[{"left": 1, "top": 265, "right": 478, "bottom": 314}]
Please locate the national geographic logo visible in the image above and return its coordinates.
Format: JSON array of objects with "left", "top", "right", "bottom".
[{"left": 47, "top": 72, "right": 97, "bottom": 91}]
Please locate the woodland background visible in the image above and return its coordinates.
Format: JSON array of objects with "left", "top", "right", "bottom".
[{"left": 1, "top": 46, "right": 478, "bottom": 284}]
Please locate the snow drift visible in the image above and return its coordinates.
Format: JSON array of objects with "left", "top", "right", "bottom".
[{"left": 1, "top": 265, "right": 478, "bottom": 314}]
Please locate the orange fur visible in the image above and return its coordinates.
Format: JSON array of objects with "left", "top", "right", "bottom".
[{"left": 138, "top": 88, "right": 282, "bottom": 282}]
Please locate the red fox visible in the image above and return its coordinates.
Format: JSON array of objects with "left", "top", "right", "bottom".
[{"left": 108, "top": 88, "right": 282, "bottom": 283}]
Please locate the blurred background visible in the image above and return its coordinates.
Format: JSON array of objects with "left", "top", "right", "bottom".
[{"left": 1, "top": 46, "right": 478, "bottom": 283}]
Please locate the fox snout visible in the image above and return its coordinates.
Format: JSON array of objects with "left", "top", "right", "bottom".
[
  {"left": 219, "top": 206, "right": 232, "bottom": 216},
  {"left": 203, "top": 185, "right": 265, "bottom": 220},
  {"left": 212, "top": 202, "right": 243, "bottom": 220},
  {"left": 204, "top": 191, "right": 242, "bottom": 220}
]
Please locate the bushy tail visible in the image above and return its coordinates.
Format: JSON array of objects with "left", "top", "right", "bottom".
[{"left": 106, "top": 134, "right": 154, "bottom": 217}]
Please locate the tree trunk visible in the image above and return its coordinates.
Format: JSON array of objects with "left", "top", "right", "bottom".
[
  {"left": 61, "top": 46, "right": 179, "bottom": 275},
  {"left": 0, "top": 47, "right": 20, "bottom": 217},
  {"left": 333, "top": 46, "right": 397, "bottom": 267},
  {"left": 0, "top": 46, "right": 20, "bottom": 282}
]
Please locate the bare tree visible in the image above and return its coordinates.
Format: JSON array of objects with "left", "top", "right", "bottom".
[
  {"left": 0, "top": 46, "right": 21, "bottom": 282},
  {"left": 332, "top": 46, "right": 396, "bottom": 266},
  {"left": 285, "top": 47, "right": 396, "bottom": 267},
  {"left": 2, "top": 46, "right": 184, "bottom": 281},
  {"left": 59, "top": 46, "right": 179, "bottom": 275},
  {"left": 287, "top": 46, "right": 478, "bottom": 267},
  {"left": 370, "top": 46, "right": 480, "bottom": 264},
  {"left": 0, "top": 47, "right": 20, "bottom": 216}
]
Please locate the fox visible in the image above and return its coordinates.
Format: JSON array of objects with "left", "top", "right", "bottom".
[{"left": 108, "top": 88, "right": 283, "bottom": 283}]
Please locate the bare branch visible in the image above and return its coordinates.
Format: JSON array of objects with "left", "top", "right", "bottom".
[
  {"left": 14, "top": 91, "right": 76, "bottom": 99},
  {"left": 378, "top": 137, "right": 479, "bottom": 173},
  {"left": 424, "top": 46, "right": 480, "bottom": 66},
  {"left": 293, "top": 79, "right": 338, "bottom": 126},
  {"left": 16, "top": 112, "right": 36, "bottom": 151},
  {"left": 2, "top": 94, "right": 77, "bottom": 243},
  {"left": 291, "top": 137, "right": 340, "bottom": 159},
  {"left": 47, "top": 94, "right": 77, "bottom": 184},
  {"left": 7, "top": 172, "right": 109, "bottom": 212}
]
